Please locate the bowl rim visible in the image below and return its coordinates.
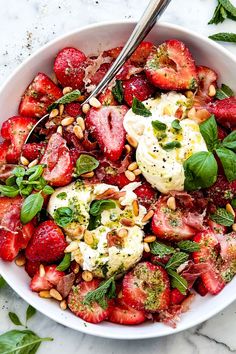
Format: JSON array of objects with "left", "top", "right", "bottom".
[{"left": 0, "top": 20, "right": 236, "bottom": 340}]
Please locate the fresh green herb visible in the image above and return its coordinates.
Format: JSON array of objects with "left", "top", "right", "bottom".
[
  {"left": 200, "top": 115, "right": 219, "bottom": 151},
  {"left": 12, "top": 166, "right": 25, "bottom": 178},
  {"left": 216, "top": 84, "right": 234, "bottom": 100},
  {"left": 54, "top": 207, "right": 73, "bottom": 227},
  {"left": 20, "top": 193, "right": 44, "bottom": 224},
  {"left": 56, "top": 192, "right": 67, "bottom": 200},
  {"left": 83, "top": 276, "right": 116, "bottom": 309},
  {"left": 219, "top": 0, "right": 236, "bottom": 17},
  {"left": 0, "top": 276, "right": 6, "bottom": 289},
  {"left": 132, "top": 97, "right": 152, "bottom": 117},
  {"left": 26, "top": 165, "right": 44, "bottom": 182},
  {"left": 48, "top": 89, "right": 81, "bottom": 111},
  {"left": 184, "top": 151, "right": 218, "bottom": 191},
  {"left": 171, "top": 119, "right": 182, "bottom": 131},
  {"left": 151, "top": 120, "right": 167, "bottom": 131},
  {"left": 33, "top": 176, "right": 47, "bottom": 191},
  {"left": 112, "top": 80, "right": 124, "bottom": 103},
  {"left": 26, "top": 305, "right": 36, "bottom": 322},
  {"left": 42, "top": 185, "right": 54, "bottom": 195},
  {"left": 162, "top": 141, "right": 181, "bottom": 151},
  {"left": 8, "top": 312, "right": 23, "bottom": 326},
  {"left": 222, "top": 131, "right": 236, "bottom": 151},
  {"left": 209, "top": 32, "right": 236, "bottom": 43},
  {"left": 216, "top": 147, "right": 236, "bottom": 182},
  {"left": 165, "top": 252, "right": 189, "bottom": 270},
  {"left": 5, "top": 175, "right": 16, "bottom": 186},
  {"left": 0, "top": 185, "right": 19, "bottom": 197},
  {"left": 167, "top": 269, "right": 188, "bottom": 295},
  {"left": 88, "top": 214, "right": 101, "bottom": 231},
  {"left": 90, "top": 199, "right": 116, "bottom": 216},
  {"left": 232, "top": 198, "right": 236, "bottom": 208},
  {"left": 57, "top": 253, "right": 71, "bottom": 271},
  {"left": 209, "top": 0, "right": 236, "bottom": 24},
  {"left": 210, "top": 207, "right": 235, "bottom": 226},
  {"left": 0, "top": 329, "right": 53, "bottom": 354},
  {"left": 177, "top": 240, "right": 200, "bottom": 253},
  {"left": 150, "top": 241, "right": 175, "bottom": 257},
  {"left": 76, "top": 154, "right": 99, "bottom": 176}
]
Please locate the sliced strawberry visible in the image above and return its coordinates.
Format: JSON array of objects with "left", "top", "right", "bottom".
[
  {"left": 103, "top": 46, "right": 123, "bottom": 59},
  {"left": 89, "top": 62, "right": 111, "bottom": 86},
  {"left": 64, "top": 102, "right": 82, "bottom": 117},
  {"left": 206, "top": 218, "right": 227, "bottom": 234},
  {"left": 21, "top": 142, "right": 46, "bottom": 162},
  {"left": 123, "top": 75, "right": 154, "bottom": 106},
  {"left": 98, "top": 88, "right": 118, "bottom": 106},
  {"left": 25, "top": 260, "right": 40, "bottom": 278},
  {"left": 207, "top": 97, "right": 236, "bottom": 129},
  {"left": 134, "top": 181, "right": 157, "bottom": 209},
  {"left": 108, "top": 298, "right": 146, "bottom": 325},
  {"left": 30, "top": 264, "right": 65, "bottom": 292},
  {"left": 19, "top": 73, "right": 62, "bottom": 118},
  {"left": 151, "top": 197, "right": 197, "bottom": 241},
  {"left": 68, "top": 280, "right": 110, "bottom": 323},
  {"left": 40, "top": 133, "right": 73, "bottom": 187},
  {"left": 86, "top": 106, "right": 128, "bottom": 161},
  {"left": 30, "top": 272, "right": 52, "bottom": 292},
  {"left": 54, "top": 47, "right": 87, "bottom": 89},
  {"left": 170, "top": 288, "right": 187, "bottom": 305},
  {"left": 145, "top": 39, "right": 198, "bottom": 90},
  {"left": 194, "top": 66, "right": 218, "bottom": 105},
  {"left": 205, "top": 175, "right": 236, "bottom": 207},
  {"left": 116, "top": 63, "right": 143, "bottom": 81},
  {"left": 104, "top": 171, "right": 139, "bottom": 189},
  {"left": 43, "top": 265, "right": 65, "bottom": 286},
  {"left": 25, "top": 220, "right": 67, "bottom": 263},
  {"left": 130, "top": 41, "right": 155, "bottom": 65},
  {"left": 0, "top": 140, "right": 11, "bottom": 164},
  {"left": 194, "top": 278, "right": 208, "bottom": 296},
  {"left": 122, "top": 262, "right": 170, "bottom": 312},
  {"left": 193, "top": 230, "right": 225, "bottom": 294}
]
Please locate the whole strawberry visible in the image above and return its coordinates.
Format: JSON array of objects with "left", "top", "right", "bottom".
[
  {"left": 205, "top": 175, "right": 236, "bottom": 207},
  {"left": 25, "top": 220, "right": 67, "bottom": 263}
]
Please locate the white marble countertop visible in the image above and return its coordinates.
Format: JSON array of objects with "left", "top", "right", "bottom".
[{"left": 1, "top": 0, "right": 236, "bottom": 353}]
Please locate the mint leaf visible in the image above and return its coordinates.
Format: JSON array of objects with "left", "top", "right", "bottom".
[
  {"left": 171, "top": 119, "right": 182, "bottom": 131},
  {"left": 56, "top": 253, "right": 71, "bottom": 271},
  {"left": 76, "top": 154, "right": 99, "bottom": 176},
  {"left": 26, "top": 305, "right": 36, "bottom": 322},
  {"left": 83, "top": 276, "right": 116, "bottom": 309},
  {"left": 132, "top": 97, "right": 152, "bottom": 117},
  {"left": 216, "top": 146, "right": 236, "bottom": 181},
  {"left": 165, "top": 252, "right": 189, "bottom": 270},
  {"left": 219, "top": 0, "right": 236, "bottom": 17},
  {"left": 200, "top": 115, "right": 219, "bottom": 151},
  {"left": 8, "top": 312, "right": 23, "bottom": 326},
  {"left": 0, "top": 276, "right": 6, "bottom": 289},
  {"left": 167, "top": 269, "right": 188, "bottom": 295},
  {"left": 152, "top": 120, "right": 167, "bottom": 131},
  {"left": 210, "top": 207, "right": 234, "bottom": 226},
  {"left": 90, "top": 199, "right": 116, "bottom": 216},
  {"left": 208, "top": 3, "right": 226, "bottom": 24},
  {"left": 209, "top": 32, "right": 236, "bottom": 43},
  {"left": 216, "top": 84, "right": 234, "bottom": 100},
  {"left": 177, "top": 240, "right": 200, "bottom": 252},
  {"left": 20, "top": 193, "right": 44, "bottom": 224},
  {"left": 54, "top": 207, "right": 73, "bottom": 227},
  {"left": 150, "top": 241, "right": 175, "bottom": 257},
  {"left": 112, "top": 80, "right": 124, "bottom": 104},
  {"left": 162, "top": 141, "right": 181, "bottom": 151},
  {"left": 48, "top": 89, "right": 81, "bottom": 111}
]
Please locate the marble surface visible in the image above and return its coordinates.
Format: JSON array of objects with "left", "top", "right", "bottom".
[{"left": 1, "top": 0, "right": 236, "bottom": 353}]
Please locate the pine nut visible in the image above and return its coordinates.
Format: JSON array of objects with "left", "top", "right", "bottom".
[
  {"left": 120, "top": 218, "right": 135, "bottom": 227},
  {"left": 76, "top": 117, "right": 85, "bottom": 130},
  {"left": 125, "top": 170, "right": 135, "bottom": 182},
  {"left": 39, "top": 290, "right": 51, "bottom": 298},
  {"left": 49, "top": 108, "right": 59, "bottom": 118},
  {"left": 144, "top": 242, "right": 150, "bottom": 253},
  {"left": 73, "top": 125, "right": 84, "bottom": 139},
  {"left": 74, "top": 253, "right": 83, "bottom": 265},
  {"left": 142, "top": 209, "right": 154, "bottom": 223},
  {"left": 65, "top": 241, "right": 79, "bottom": 253},
  {"left": 20, "top": 156, "right": 29, "bottom": 166},
  {"left": 232, "top": 223, "right": 236, "bottom": 232},
  {"left": 226, "top": 203, "right": 235, "bottom": 217},
  {"left": 89, "top": 96, "right": 101, "bottom": 108},
  {"left": 82, "top": 270, "right": 93, "bottom": 282},
  {"left": 80, "top": 171, "right": 94, "bottom": 178},
  {"left": 144, "top": 235, "right": 156, "bottom": 243},
  {"left": 28, "top": 159, "right": 38, "bottom": 168},
  {"left": 57, "top": 125, "right": 63, "bottom": 135},
  {"left": 84, "top": 230, "right": 94, "bottom": 245},
  {"left": 132, "top": 199, "right": 139, "bottom": 217},
  {"left": 63, "top": 86, "right": 73, "bottom": 95},
  {"left": 50, "top": 288, "right": 63, "bottom": 301},
  {"left": 118, "top": 228, "right": 128, "bottom": 238},
  {"left": 39, "top": 264, "right": 45, "bottom": 277},
  {"left": 125, "top": 144, "right": 132, "bottom": 153},
  {"left": 133, "top": 168, "right": 142, "bottom": 176},
  {"left": 167, "top": 196, "right": 176, "bottom": 211},
  {"left": 187, "top": 107, "right": 196, "bottom": 119},
  {"left": 61, "top": 116, "right": 74, "bottom": 126},
  {"left": 15, "top": 255, "right": 26, "bottom": 267},
  {"left": 185, "top": 90, "right": 194, "bottom": 98},
  {"left": 82, "top": 103, "right": 90, "bottom": 114},
  {"left": 60, "top": 300, "right": 67, "bottom": 310},
  {"left": 126, "top": 134, "right": 138, "bottom": 148},
  {"left": 78, "top": 95, "right": 85, "bottom": 102},
  {"left": 128, "top": 162, "right": 138, "bottom": 171},
  {"left": 208, "top": 84, "right": 216, "bottom": 97},
  {"left": 59, "top": 104, "right": 64, "bottom": 116},
  {"left": 118, "top": 290, "right": 123, "bottom": 299},
  {"left": 196, "top": 109, "right": 211, "bottom": 122}
]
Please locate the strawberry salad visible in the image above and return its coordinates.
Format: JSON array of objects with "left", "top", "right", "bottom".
[{"left": 1, "top": 39, "right": 236, "bottom": 327}]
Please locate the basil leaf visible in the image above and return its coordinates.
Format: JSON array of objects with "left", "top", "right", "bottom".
[
  {"left": 27, "top": 165, "right": 44, "bottom": 181},
  {"left": 132, "top": 97, "right": 152, "bottom": 117},
  {"left": 16, "top": 177, "right": 24, "bottom": 188},
  {"left": 56, "top": 192, "right": 67, "bottom": 200},
  {"left": 219, "top": 0, "right": 236, "bottom": 17},
  {"left": 177, "top": 240, "right": 200, "bottom": 253},
  {"left": 8, "top": 312, "right": 23, "bottom": 326},
  {"left": 20, "top": 193, "right": 44, "bottom": 224},
  {"left": 184, "top": 151, "right": 218, "bottom": 191},
  {"left": 216, "top": 146, "right": 236, "bottom": 182},
  {"left": 6, "top": 175, "right": 16, "bottom": 186},
  {"left": 48, "top": 89, "right": 81, "bottom": 111},
  {"left": 209, "top": 32, "right": 236, "bottom": 43},
  {"left": 88, "top": 214, "right": 101, "bottom": 230},
  {"left": 216, "top": 84, "right": 234, "bottom": 100},
  {"left": 90, "top": 199, "right": 116, "bottom": 216},
  {"left": 76, "top": 154, "right": 99, "bottom": 176},
  {"left": 0, "top": 276, "right": 6, "bottom": 289},
  {"left": 0, "top": 185, "right": 19, "bottom": 198},
  {"left": 83, "top": 276, "right": 116, "bottom": 309},
  {"left": 20, "top": 185, "right": 33, "bottom": 197},
  {"left": 167, "top": 269, "right": 188, "bottom": 295},
  {"left": 150, "top": 241, "right": 175, "bottom": 257},
  {"left": 232, "top": 198, "right": 236, "bottom": 208},
  {"left": 165, "top": 252, "right": 189, "bottom": 270},
  {"left": 199, "top": 115, "right": 219, "bottom": 151},
  {"left": 208, "top": 3, "right": 226, "bottom": 24},
  {"left": 26, "top": 305, "right": 36, "bottom": 322},
  {"left": 222, "top": 131, "right": 236, "bottom": 151},
  {"left": 54, "top": 207, "right": 73, "bottom": 227},
  {"left": 210, "top": 207, "right": 234, "bottom": 226},
  {"left": 112, "top": 80, "right": 123, "bottom": 104},
  {"left": 33, "top": 176, "right": 47, "bottom": 191},
  {"left": 162, "top": 141, "right": 181, "bottom": 151},
  {"left": 12, "top": 166, "right": 25, "bottom": 177},
  {"left": 56, "top": 253, "right": 71, "bottom": 271},
  {"left": 42, "top": 185, "right": 54, "bottom": 195},
  {"left": 171, "top": 119, "right": 182, "bottom": 131},
  {"left": 0, "top": 329, "right": 53, "bottom": 354},
  {"left": 152, "top": 120, "right": 167, "bottom": 131}
]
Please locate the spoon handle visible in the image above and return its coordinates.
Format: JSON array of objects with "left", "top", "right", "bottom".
[{"left": 83, "top": 0, "right": 172, "bottom": 104}]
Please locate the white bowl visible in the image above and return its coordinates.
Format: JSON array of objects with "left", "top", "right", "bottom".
[{"left": 0, "top": 21, "right": 236, "bottom": 340}]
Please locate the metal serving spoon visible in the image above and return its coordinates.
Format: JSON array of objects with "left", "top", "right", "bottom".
[{"left": 25, "top": 0, "right": 171, "bottom": 143}]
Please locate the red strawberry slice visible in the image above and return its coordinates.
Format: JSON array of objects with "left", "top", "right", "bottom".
[
  {"left": 205, "top": 174, "right": 236, "bottom": 207},
  {"left": 108, "top": 298, "right": 146, "bottom": 325},
  {"left": 130, "top": 41, "right": 155, "bottom": 65},
  {"left": 0, "top": 140, "right": 10, "bottom": 164},
  {"left": 43, "top": 265, "right": 65, "bottom": 286},
  {"left": 68, "top": 280, "right": 110, "bottom": 324},
  {"left": 25, "top": 260, "right": 41, "bottom": 278},
  {"left": 193, "top": 230, "right": 225, "bottom": 294},
  {"left": 170, "top": 288, "right": 187, "bottom": 305},
  {"left": 19, "top": 73, "right": 62, "bottom": 118},
  {"left": 206, "top": 218, "right": 227, "bottom": 234},
  {"left": 194, "top": 66, "right": 218, "bottom": 105},
  {"left": 89, "top": 62, "right": 111, "bottom": 86},
  {"left": 122, "top": 262, "right": 170, "bottom": 312},
  {"left": 40, "top": 133, "right": 73, "bottom": 187},
  {"left": 104, "top": 171, "right": 140, "bottom": 189},
  {"left": 54, "top": 47, "right": 87, "bottom": 89},
  {"left": 86, "top": 106, "right": 128, "bottom": 161},
  {"left": 98, "top": 88, "right": 118, "bottom": 106},
  {"left": 30, "top": 272, "right": 52, "bottom": 292},
  {"left": 30, "top": 264, "right": 64, "bottom": 292},
  {"left": 207, "top": 97, "right": 236, "bottom": 129},
  {"left": 64, "top": 102, "right": 82, "bottom": 117},
  {"left": 194, "top": 278, "right": 208, "bottom": 296},
  {"left": 134, "top": 181, "right": 157, "bottom": 209},
  {"left": 145, "top": 39, "right": 198, "bottom": 90},
  {"left": 123, "top": 75, "right": 154, "bottom": 106},
  {"left": 21, "top": 142, "right": 46, "bottom": 162},
  {"left": 25, "top": 220, "right": 67, "bottom": 263},
  {"left": 151, "top": 197, "right": 197, "bottom": 241}
]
